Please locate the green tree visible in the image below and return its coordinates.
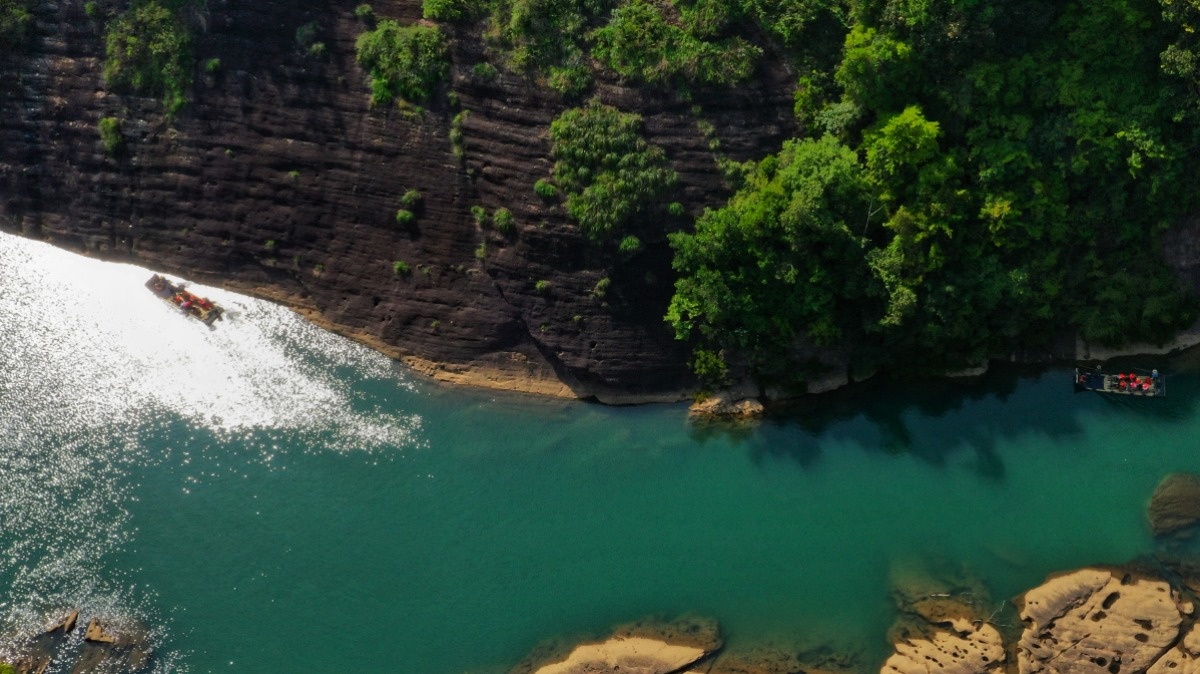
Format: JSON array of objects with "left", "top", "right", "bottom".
[
  {"left": 356, "top": 21, "right": 449, "bottom": 105},
  {"left": 668, "top": 135, "right": 877, "bottom": 361},
  {"left": 0, "top": 0, "right": 32, "bottom": 53},
  {"left": 549, "top": 100, "right": 677, "bottom": 240},
  {"left": 103, "top": 0, "right": 193, "bottom": 114}
]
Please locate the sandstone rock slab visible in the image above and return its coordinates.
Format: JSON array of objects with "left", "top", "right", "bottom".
[
  {"left": 883, "top": 620, "right": 1004, "bottom": 674},
  {"left": 532, "top": 636, "right": 710, "bottom": 674},
  {"left": 1147, "top": 622, "right": 1200, "bottom": 674},
  {"left": 1017, "top": 568, "right": 1184, "bottom": 674}
]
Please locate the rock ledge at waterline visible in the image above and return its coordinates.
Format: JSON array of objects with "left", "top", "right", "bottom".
[{"left": 516, "top": 566, "right": 1200, "bottom": 674}]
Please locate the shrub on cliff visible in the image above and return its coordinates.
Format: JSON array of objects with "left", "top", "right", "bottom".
[
  {"left": 483, "top": 0, "right": 614, "bottom": 92},
  {"left": 549, "top": 100, "right": 677, "bottom": 241},
  {"left": 355, "top": 21, "right": 448, "bottom": 106},
  {"left": 98, "top": 117, "right": 124, "bottom": 156},
  {"left": 103, "top": 0, "right": 192, "bottom": 114},
  {"left": 0, "top": 0, "right": 33, "bottom": 52},
  {"left": 590, "top": 0, "right": 760, "bottom": 85},
  {"left": 423, "top": 0, "right": 473, "bottom": 22}
]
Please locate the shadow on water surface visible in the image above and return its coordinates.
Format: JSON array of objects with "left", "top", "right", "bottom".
[{"left": 692, "top": 358, "right": 1200, "bottom": 481}]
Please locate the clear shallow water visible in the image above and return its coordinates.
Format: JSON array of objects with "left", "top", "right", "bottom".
[{"left": 2, "top": 232, "right": 1200, "bottom": 673}]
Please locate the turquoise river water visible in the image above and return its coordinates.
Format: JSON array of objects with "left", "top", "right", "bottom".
[{"left": 3, "top": 231, "right": 1200, "bottom": 673}]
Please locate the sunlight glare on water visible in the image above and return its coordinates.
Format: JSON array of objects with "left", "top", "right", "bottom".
[{"left": 0, "top": 236, "right": 424, "bottom": 670}]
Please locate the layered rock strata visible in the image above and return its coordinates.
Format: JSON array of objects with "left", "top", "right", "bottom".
[{"left": 0, "top": 0, "right": 798, "bottom": 402}]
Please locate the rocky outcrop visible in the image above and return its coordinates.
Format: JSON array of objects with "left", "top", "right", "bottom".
[
  {"left": 0, "top": 0, "right": 799, "bottom": 402},
  {"left": 1149, "top": 474, "right": 1200, "bottom": 536},
  {"left": 688, "top": 392, "right": 765, "bottom": 420},
  {"left": 882, "top": 620, "right": 1005, "bottom": 674},
  {"left": 1148, "top": 622, "right": 1200, "bottom": 674},
  {"left": 530, "top": 636, "right": 711, "bottom": 674},
  {"left": 512, "top": 616, "right": 722, "bottom": 674},
  {"left": 1016, "top": 568, "right": 1187, "bottom": 674},
  {"left": 6, "top": 611, "right": 154, "bottom": 673},
  {"left": 83, "top": 617, "right": 116, "bottom": 644},
  {"left": 882, "top": 559, "right": 1005, "bottom": 674}
]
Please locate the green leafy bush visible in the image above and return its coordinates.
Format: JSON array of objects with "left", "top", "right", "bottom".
[
  {"left": 483, "top": 0, "right": 611, "bottom": 90},
  {"left": 393, "top": 260, "right": 411, "bottom": 275},
  {"left": 591, "top": 0, "right": 760, "bottom": 85},
  {"left": 204, "top": 57, "right": 220, "bottom": 72},
  {"left": 401, "top": 189, "right": 422, "bottom": 207},
  {"left": 470, "top": 205, "right": 487, "bottom": 224},
  {"left": 395, "top": 208, "right": 416, "bottom": 225},
  {"left": 534, "top": 178, "right": 557, "bottom": 198},
  {"left": 472, "top": 61, "right": 498, "bottom": 80},
  {"left": 84, "top": 1, "right": 99, "bottom": 17},
  {"left": 592, "top": 276, "right": 610, "bottom": 299},
  {"left": 103, "top": 0, "right": 193, "bottom": 114},
  {"left": 295, "top": 21, "right": 321, "bottom": 50},
  {"left": 535, "top": 279, "right": 551, "bottom": 293},
  {"left": 0, "top": 0, "right": 33, "bottom": 53},
  {"left": 356, "top": 21, "right": 449, "bottom": 105},
  {"left": 354, "top": 3, "right": 373, "bottom": 20},
  {"left": 549, "top": 100, "right": 676, "bottom": 240},
  {"left": 450, "top": 110, "right": 469, "bottom": 157},
  {"left": 618, "top": 234, "right": 642, "bottom": 254},
  {"left": 492, "top": 207, "right": 515, "bottom": 232},
  {"left": 423, "top": 0, "right": 471, "bottom": 21},
  {"left": 98, "top": 116, "right": 123, "bottom": 155}
]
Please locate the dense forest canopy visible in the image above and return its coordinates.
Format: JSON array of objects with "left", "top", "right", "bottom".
[{"left": 417, "top": 0, "right": 1200, "bottom": 387}]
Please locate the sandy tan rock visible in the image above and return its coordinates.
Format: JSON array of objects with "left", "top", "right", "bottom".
[
  {"left": 882, "top": 621, "right": 1004, "bottom": 674},
  {"left": 82, "top": 618, "right": 116, "bottom": 644},
  {"left": 1147, "top": 622, "right": 1200, "bottom": 674},
  {"left": 532, "top": 636, "right": 710, "bottom": 674},
  {"left": 44, "top": 610, "right": 77, "bottom": 635},
  {"left": 689, "top": 392, "right": 764, "bottom": 420},
  {"left": 1017, "top": 568, "right": 1184, "bottom": 674}
]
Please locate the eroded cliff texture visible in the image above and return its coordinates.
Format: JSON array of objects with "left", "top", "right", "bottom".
[{"left": 0, "top": 0, "right": 796, "bottom": 401}]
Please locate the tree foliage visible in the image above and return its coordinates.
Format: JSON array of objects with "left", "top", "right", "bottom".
[
  {"left": 549, "top": 100, "right": 677, "bottom": 240},
  {"left": 668, "top": 0, "right": 1200, "bottom": 381},
  {"left": 103, "top": 0, "right": 193, "bottom": 114},
  {"left": 0, "top": 0, "right": 33, "bottom": 54},
  {"left": 591, "top": 0, "right": 761, "bottom": 85},
  {"left": 355, "top": 21, "right": 449, "bottom": 106}
]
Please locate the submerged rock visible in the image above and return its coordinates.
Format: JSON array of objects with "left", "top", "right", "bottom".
[
  {"left": 1149, "top": 474, "right": 1200, "bottom": 536},
  {"left": 1016, "top": 568, "right": 1186, "bottom": 674},
  {"left": 883, "top": 558, "right": 1005, "bottom": 674}
]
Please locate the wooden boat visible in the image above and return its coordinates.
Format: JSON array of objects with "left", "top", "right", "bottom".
[
  {"left": 145, "top": 274, "right": 224, "bottom": 326},
  {"left": 1074, "top": 366, "right": 1164, "bottom": 397}
]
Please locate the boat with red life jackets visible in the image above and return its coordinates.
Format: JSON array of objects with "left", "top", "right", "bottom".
[
  {"left": 145, "top": 274, "right": 224, "bottom": 326},
  {"left": 1074, "top": 366, "right": 1164, "bottom": 397}
]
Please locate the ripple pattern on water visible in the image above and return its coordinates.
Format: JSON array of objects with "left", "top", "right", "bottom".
[{"left": 0, "top": 236, "right": 425, "bottom": 669}]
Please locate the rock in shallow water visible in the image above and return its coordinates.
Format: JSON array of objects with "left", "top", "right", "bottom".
[
  {"left": 1149, "top": 473, "right": 1200, "bottom": 536},
  {"left": 531, "top": 636, "right": 711, "bottom": 674},
  {"left": 882, "top": 620, "right": 1004, "bottom": 674},
  {"left": 1017, "top": 568, "right": 1186, "bottom": 674},
  {"left": 515, "top": 616, "right": 722, "bottom": 674}
]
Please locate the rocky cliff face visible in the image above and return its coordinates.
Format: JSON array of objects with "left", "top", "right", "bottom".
[{"left": 0, "top": 0, "right": 797, "bottom": 401}]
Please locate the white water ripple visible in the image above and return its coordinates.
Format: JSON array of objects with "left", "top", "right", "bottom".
[{"left": 0, "top": 233, "right": 426, "bottom": 670}]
